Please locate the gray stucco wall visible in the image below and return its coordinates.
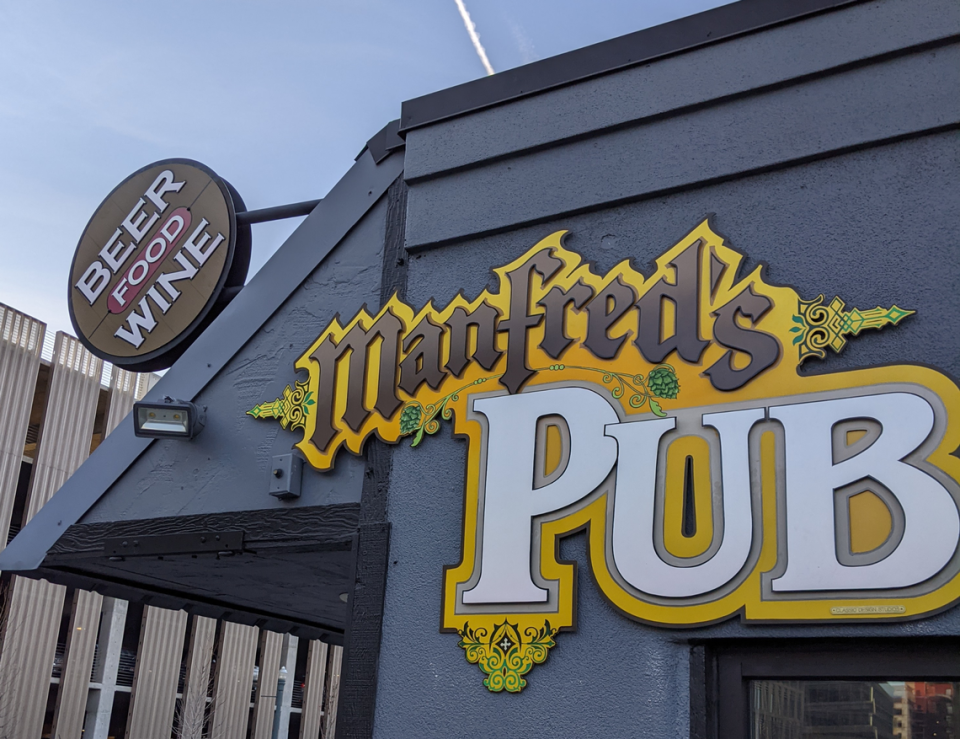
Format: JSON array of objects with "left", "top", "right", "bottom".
[
  {"left": 373, "top": 1, "right": 960, "bottom": 736},
  {"left": 80, "top": 195, "right": 389, "bottom": 523}
]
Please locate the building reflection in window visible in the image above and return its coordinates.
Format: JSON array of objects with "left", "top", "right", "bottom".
[{"left": 751, "top": 681, "right": 959, "bottom": 739}]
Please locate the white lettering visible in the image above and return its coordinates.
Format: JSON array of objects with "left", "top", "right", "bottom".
[
  {"left": 76, "top": 261, "right": 111, "bottom": 305},
  {"left": 121, "top": 198, "right": 159, "bottom": 243},
  {"left": 770, "top": 393, "right": 960, "bottom": 591},
  {"left": 110, "top": 278, "right": 130, "bottom": 308},
  {"left": 463, "top": 387, "right": 619, "bottom": 604},
  {"left": 159, "top": 213, "right": 185, "bottom": 242},
  {"left": 146, "top": 286, "right": 171, "bottom": 314},
  {"left": 98, "top": 228, "right": 135, "bottom": 273},
  {"left": 183, "top": 219, "right": 224, "bottom": 267},
  {"left": 127, "top": 260, "right": 149, "bottom": 286},
  {"left": 144, "top": 170, "right": 184, "bottom": 213},
  {"left": 114, "top": 297, "right": 158, "bottom": 348},
  {"left": 606, "top": 408, "right": 762, "bottom": 598},
  {"left": 455, "top": 387, "right": 960, "bottom": 611},
  {"left": 154, "top": 252, "right": 198, "bottom": 301},
  {"left": 144, "top": 237, "right": 167, "bottom": 263}
]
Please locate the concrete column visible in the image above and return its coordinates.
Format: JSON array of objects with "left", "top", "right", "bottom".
[
  {"left": 251, "top": 630, "right": 285, "bottom": 739},
  {"left": 0, "top": 303, "right": 44, "bottom": 548},
  {"left": 52, "top": 365, "right": 146, "bottom": 739},
  {"left": 323, "top": 646, "right": 343, "bottom": 739},
  {"left": 209, "top": 621, "right": 258, "bottom": 738},
  {"left": 179, "top": 615, "right": 217, "bottom": 739},
  {"left": 0, "top": 332, "right": 101, "bottom": 739},
  {"left": 126, "top": 606, "right": 189, "bottom": 739},
  {"left": 83, "top": 596, "right": 128, "bottom": 739},
  {"left": 299, "top": 640, "right": 328, "bottom": 739},
  {"left": 278, "top": 635, "right": 298, "bottom": 739}
]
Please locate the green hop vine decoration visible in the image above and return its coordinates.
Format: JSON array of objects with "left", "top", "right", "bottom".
[
  {"left": 398, "top": 404, "right": 423, "bottom": 436},
  {"left": 544, "top": 363, "right": 679, "bottom": 417},
  {"left": 647, "top": 366, "right": 680, "bottom": 400},
  {"left": 398, "top": 364, "right": 681, "bottom": 446},
  {"left": 399, "top": 376, "right": 502, "bottom": 447}
]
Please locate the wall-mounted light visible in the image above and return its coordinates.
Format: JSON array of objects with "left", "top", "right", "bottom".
[{"left": 133, "top": 397, "right": 205, "bottom": 439}]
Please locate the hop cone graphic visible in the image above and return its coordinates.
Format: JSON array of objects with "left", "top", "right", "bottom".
[
  {"left": 399, "top": 404, "right": 423, "bottom": 435},
  {"left": 647, "top": 367, "right": 680, "bottom": 399}
]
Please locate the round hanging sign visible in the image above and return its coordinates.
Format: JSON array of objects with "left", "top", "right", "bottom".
[{"left": 68, "top": 159, "right": 250, "bottom": 371}]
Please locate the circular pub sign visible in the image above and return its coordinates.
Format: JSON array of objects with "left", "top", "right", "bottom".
[{"left": 69, "top": 159, "right": 250, "bottom": 371}]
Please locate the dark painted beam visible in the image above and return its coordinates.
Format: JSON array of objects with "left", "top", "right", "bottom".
[{"left": 334, "top": 176, "right": 409, "bottom": 739}]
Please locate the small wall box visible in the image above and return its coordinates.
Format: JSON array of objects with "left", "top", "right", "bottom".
[{"left": 269, "top": 453, "right": 302, "bottom": 499}]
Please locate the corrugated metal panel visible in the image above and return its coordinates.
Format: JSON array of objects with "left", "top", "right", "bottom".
[
  {"left": 251, "top": 630, "right": 284, "bottom": 739},
  {"left": 52, "top": 365, "right": 149, "bottom": 739},
  {"left": 323, "top": 645, "right": 343, "bottom": 739},
  {"left": 106, "top": 366, "right": 155, "bottom": 432},
  {"left": 26, "top": 333, "right": 103, "bottom": 521},
  {"left": 299, "top": 640, "right": 329, "bottom": 739},
  {"left": 0, "top": 332, "right": 101, "bottom": 738},
  {"left": 40, "top": 330, "right": 55, "bottom": 363},
  {"left": 0, "top": 303, "right": 44, "bottom": 549},
  {"left": 126, "top": 606, "right": 189, "bottom": 739},
  {"left": 51, "top": 588, "right": 102, "bottom": 739},
  {"left": 0, "top": 576, "right": 64, "bottom": 738},
  {"left": 209, "top": 621, "right": 258, "bottom": 738},
  {"left": 179, "top": 615, "right": 217, "bottom": 739}
]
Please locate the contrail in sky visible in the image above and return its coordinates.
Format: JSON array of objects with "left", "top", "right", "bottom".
[{"left": 454, "top": 0, "right": 495, "bottom": 76}]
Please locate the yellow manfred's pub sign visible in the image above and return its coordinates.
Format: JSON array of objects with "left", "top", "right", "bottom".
[{"left": 250, "top": 220, "right": 960, "bottom": 692}]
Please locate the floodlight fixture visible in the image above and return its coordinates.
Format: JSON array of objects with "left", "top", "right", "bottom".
[{"left": 133, "top": 397, "right": 205, "bottom": 439}]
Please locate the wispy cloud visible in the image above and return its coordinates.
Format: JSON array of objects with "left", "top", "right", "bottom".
[
  {"left": 509, "top": 21, "right": 538, "bottom": 65},
  {"left": 453, "top": 0, "right": 495, "bottom": 76}
]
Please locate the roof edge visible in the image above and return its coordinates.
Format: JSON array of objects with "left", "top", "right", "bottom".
[
  {"left": 399, "top": 0, "right": 864, "bottom": 133},
  {"left": 356, "top": 119, "right": 405, "bottom": 163},
  {"left": 0, "top": 138, "right": 404, "bottom": 573},
  {"left": 24, "top": 565, "right": 345, "bottom": 642}
]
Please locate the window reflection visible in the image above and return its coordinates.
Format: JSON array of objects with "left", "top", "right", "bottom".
[{"left": 751, "top": 681, "right": 958, "bottom": 739}]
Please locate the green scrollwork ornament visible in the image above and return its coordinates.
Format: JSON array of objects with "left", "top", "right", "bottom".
[
  {"left": 458, "top": 620, "right": 557, "bottom": 693},
  {"left": 246, "top": 380, "right": 315, "bottom": 431}
]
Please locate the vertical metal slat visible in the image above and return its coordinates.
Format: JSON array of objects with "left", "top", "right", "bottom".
[
  {"left": 52, "top": 364, "right": 146, "bottom": 738},
  {"left": 300, "top": 640, "right": 329, "bottom": 739},
  {"left": 209, "top": 621, "right": 258, "bottom": 738},
  {"left": 179, "top": 615, "right": 217, "bottom": 739},
  {"left": 0, "top": 304, "right": 44, "bottom": 548},
  {"left": 0, "top": 332, "right": 101, "bottom": 738},
  {"left": 126, "top": 606, "right": 189, "bottom": 739},
  {"left": 251, "top": 630, "right": 285, "bottom": 739},
  {"left": 323, "top": 645, "right": 343, "bottom": 739}
]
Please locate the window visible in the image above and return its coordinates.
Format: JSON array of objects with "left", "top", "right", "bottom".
[{"left": 693, "top": 639, "right": 960, "bottom": 739}]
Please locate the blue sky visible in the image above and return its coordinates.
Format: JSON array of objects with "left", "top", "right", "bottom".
[{"left": 0, "top": 0, "right": 732, "bottom": 336}]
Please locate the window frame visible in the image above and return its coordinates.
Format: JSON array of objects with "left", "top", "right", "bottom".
[{"left": 692, "top": 637, "right": 960, "bottom": 739}]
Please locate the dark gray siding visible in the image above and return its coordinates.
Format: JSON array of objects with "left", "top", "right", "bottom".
[
  {"left": 373, "top": 0, "right": 960, "bottom": 736},
  {"left": 403, "top": 0, "right": 959, "bottom": 251},
  {"left": 403, "top": 0, "right": 957, "bottom": 183}
]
